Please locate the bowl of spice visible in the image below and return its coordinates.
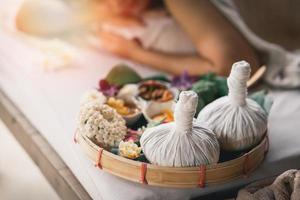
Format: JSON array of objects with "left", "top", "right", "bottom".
[
  {"left": 106, "top": 97, "right": 142, "bottom": 126},
  {"left": 138, "top": 80, "right": 177, "bottom": 102}
]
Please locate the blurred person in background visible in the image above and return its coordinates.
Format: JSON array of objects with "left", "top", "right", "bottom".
[
  {"left": 16, "top": 0, "right": 300, "bottom": 87},
  {"left": 98, "top": 0, "right": 260, "bottom": 76}
]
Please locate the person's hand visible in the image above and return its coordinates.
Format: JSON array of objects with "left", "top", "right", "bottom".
[{"left": 100, "top": 32, "right": 142, "bottom": 58}]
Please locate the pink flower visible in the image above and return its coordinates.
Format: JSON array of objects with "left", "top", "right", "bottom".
[
  {"left": 124, "top": 129, "right": 141, "bottom": 142},
  {"left": 98, "top": 79, "right": 119, "bottom": 97}
]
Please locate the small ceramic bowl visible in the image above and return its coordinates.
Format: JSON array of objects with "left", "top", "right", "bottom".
[
  {"left": 142, "top": 100, "right": 175, "bottom": 123},
  {"left": 137, "top": 80, "right": 179, "bottom": 103},
  {"left": 123, "top": 108, "right": 142, "bottom": 126},
  {"left": 134, "top": 81, "right": 178, "bottom": 123},
  {"left": 106, "top": 95, "right": 142, "bottom": 126}
]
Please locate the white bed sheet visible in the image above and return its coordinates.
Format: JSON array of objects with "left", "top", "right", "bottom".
[{"left": 1, "top": 31, "right": 300, "bottom": 200}]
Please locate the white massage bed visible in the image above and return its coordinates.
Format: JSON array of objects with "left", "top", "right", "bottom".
[{"left": 1, "top": 27, "right": 300, "bottom": 200}]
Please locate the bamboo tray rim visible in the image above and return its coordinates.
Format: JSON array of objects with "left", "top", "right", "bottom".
[{"left": 76, "top": 131, "right": 268, "bottom": 188}]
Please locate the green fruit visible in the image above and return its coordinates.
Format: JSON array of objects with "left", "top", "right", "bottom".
[{"left": 106, "top": 64, "right": 142, "bottom": 86}]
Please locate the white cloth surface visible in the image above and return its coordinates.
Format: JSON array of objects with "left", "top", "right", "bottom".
[{"left": 1, "top": 29, "right": 300, "bottom": 200}]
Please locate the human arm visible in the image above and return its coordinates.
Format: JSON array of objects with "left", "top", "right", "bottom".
[
  {"left": 164, "top": 0, "right": 260, "bottom": 75},
  {"left": 100, "top": 32, "right": 215, "bottom": 75},
  {"left": 100, "top": 0, "right": 260, "bottom": 76}
]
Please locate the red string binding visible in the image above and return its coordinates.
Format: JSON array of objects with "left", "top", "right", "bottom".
[
  {"left": 95, "top": 148, "right": 103, "bottom": 169},
  {"left": 198, "top": 165, "right": 206, "bottom": 188},
  {"left": 73, "top": 131, "right": 78, "bottom": 143},
  {"left": 140, "top": 163, "right": 148, "bottom": 184},
  {"left": 243, "top": 153, "right": 250, "bottom": 178}
]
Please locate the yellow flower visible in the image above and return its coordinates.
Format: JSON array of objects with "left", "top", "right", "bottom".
[{"left": 119, "top": 141, "right": 142, "bottom": 159}]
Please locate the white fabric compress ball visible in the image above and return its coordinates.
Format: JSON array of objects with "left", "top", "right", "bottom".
[
  {"left": 197, "top": 61, "right": 268, "bottom": 151},
  {"left": 140, "top": 91, "right": 220, "bottom": 167},
  {"left": 77, "top": 102, "right": 127, "bottom": 148}
]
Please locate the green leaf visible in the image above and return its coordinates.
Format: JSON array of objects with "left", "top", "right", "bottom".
[
  {"left": 135, "top": 154, "right": 149, "bottom": 163},
  {"left": 105, "top": 64, "right": 142, "bottom": 86},
  {"left": 192, "top": 80, "right": 218, "bottom": 104},
  {"left": 249, "top": 90, "right": 266, "bottom": 107},
  {"left": 214, "top": 76, "right": 228, "bottom": 97},
  {"left": 200, "top": 72, "right": 216, "bottom": 81},
  {"left": 195, "top": 95, "right": 206, "bottom": 117},
  {"left": 110, "top": 147, "right": 119, "bottom": 155},
  {"left": 198, "top": 73, "right": 228, "bottom": 98},
  {"left": 263, "top": 97, "right": 273, "bottom": 114},
  {"left": 249, "top": 90, "right": 273, "bottom": 114},
  {"left": 143, "top": 74, "right": 170, "bottom": 82}
]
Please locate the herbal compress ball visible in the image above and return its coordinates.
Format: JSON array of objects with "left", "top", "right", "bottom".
[
  {"left": 140, "top": 91, "right": 220, "bottom": 167},
  {"left": 197, "top": 61, "right": 268, "bottom": 151},
  {"left": 77, "top": 102, "right": 127, "bottom": 148}
]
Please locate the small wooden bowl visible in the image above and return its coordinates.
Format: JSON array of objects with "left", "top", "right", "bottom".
[{"left": 76, "top": 132, "right": 269, "bottom": 188}]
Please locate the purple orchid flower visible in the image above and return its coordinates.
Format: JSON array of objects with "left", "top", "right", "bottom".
[
  {"left": 171, "top": 70, "right": 198, "bottom": 90},
  {"left": 98, "top": 79, "right": 119, "bottom": 97}
]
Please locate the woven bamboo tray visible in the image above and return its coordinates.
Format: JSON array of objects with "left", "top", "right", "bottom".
[{"left": 75, "top": 131, "right": 269, "bottom": 188}]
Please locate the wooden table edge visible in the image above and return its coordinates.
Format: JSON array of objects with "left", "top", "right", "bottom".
[{"left": 0, "top": 88, "right": 92, "bottom": 200}]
